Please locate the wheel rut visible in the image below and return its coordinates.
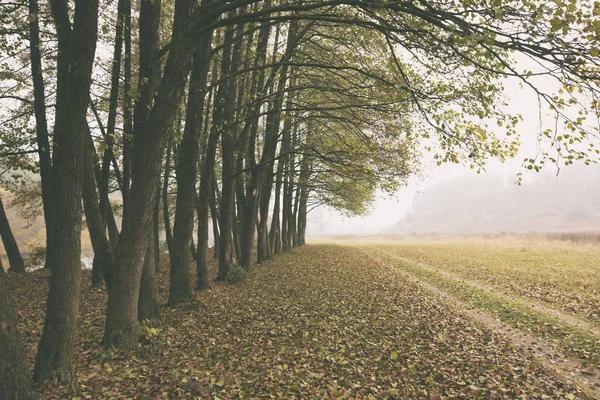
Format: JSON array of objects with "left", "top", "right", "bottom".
[
  {"left": 361, "top": 249, "right": 600, "bottom": 398},
  {"left": 375, "top": 248, "right": 600, "bottom": 338}
]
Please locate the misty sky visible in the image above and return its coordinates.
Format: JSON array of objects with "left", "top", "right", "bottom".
[{"left": 308, "top": 56, "right": 590, "bottom": 236}]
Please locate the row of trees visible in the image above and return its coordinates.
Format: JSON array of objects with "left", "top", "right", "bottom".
[{"left": 1, "top": 0, "right": 600, "bottom": 397}]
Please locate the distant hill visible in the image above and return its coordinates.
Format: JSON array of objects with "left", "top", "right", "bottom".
[{"left": 385, "top": 165, "right": 600, "bottom": 234}]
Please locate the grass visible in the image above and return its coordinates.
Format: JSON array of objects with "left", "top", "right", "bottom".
[
  {"left": 369, "top": 240, "right": 600, "bottom": 324},
  {"left": 7, "top": 245, "right": 589, "bottom": 399},
  {"left": 363, "top": 246, "right": 600, "bottom": 369}
]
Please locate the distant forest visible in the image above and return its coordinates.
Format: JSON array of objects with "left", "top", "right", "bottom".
[{"left": 387, "top": 165, "right": 600, "bottom": 234}]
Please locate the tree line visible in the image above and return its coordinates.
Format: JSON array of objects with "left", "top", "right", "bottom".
[{"left": 1, "top": 0, "right": 600, "bottom": 397}]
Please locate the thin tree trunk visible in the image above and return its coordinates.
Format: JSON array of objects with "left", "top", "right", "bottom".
[
  {"left": 257, "top": 20, "right": 298, "bottom": 263},
  {"left": 154, "top": 191, "right": 161, "bottom": 273},
  {"left": 99, "top": 0, "right": 126, "bottom": 232},
  {"left": 163, "top": 139, "right": 173, "bottom": 255},
  {"left": 83, "top": 133, "right": 114, "bottom": 288},
  {"left": 138, "top": 222, "right": 160, "bottom": 320},
  {"left": 0, "top": 272, "right": 38, "bottom": 399},
  {"left": 28, "top": 0, "right": 54, "bottom": 271},
  {"left": 237, "top": 13, "right": 271, "bottom": 270},
  {"left": 0, "top": 197, "right": 25, "bottom": 272},
  {"left": 34, "top": 0, "right": 99, "bottom": 383},
  {"left": 121, "top": 0, "right": 133, "bottom": 219},
  {"left": 217, "top": 15, "right": 245, "bottom": 280},
  {"left": 270, "top": 158, "right": 283, "bottom": 255},
  {"left": 169, "top": 28, "right": 212, "bottom": 304},
  {"left": 197, "top": 24, "right": 231, "bottom": 287},
  {"left": 104, "top": 0, "right": 197, "bottom": 349},
  {"left": 210, "top": 174, "right": 221, "bottom": 260}
]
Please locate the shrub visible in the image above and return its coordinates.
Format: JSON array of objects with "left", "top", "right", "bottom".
[{"left": 225, "top": 265, "right": 249, "bottom": 284}]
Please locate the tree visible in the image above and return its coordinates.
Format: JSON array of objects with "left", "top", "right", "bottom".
[
  {"left": 33, "top": 0, "right": 99, "bottom": 383},
  {"left": 0, "top": 196, "right": 25, "bottom": 272},
  {"left": 104, "top": 0, "right": 199, "bottom": 348},
  {"left": 0, "top": 272, "right": 38, "bottom": 399}
]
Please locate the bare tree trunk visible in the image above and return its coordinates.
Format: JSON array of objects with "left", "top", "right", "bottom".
[
  {"left": 169, "top": 28, "right": 212, "bottom": 304},
  {"left": 34, "top": 0, "right": 99, "bottom": 383},
  {"left": 257, "top": 20, "right": 298, "bottom": 263},
  {"left": 121, "top": 0, "right": 133, "bottom": 219},
  {"left": 138, "top": 222, "right": 160, "bottom": 320},
  {"left": 237, "top": 13, "right": 271, "bottom": 270},
  {"left": 99, "top": 0, "right": 126, "bottom": 233},
  {"left": 0, "top": 197, "right": 25, "bottom": 272},
  {"left": 28, "top": 0, "right": 54, "bottom": 271},
  {"left": 210, "top": 175, "right": 220, "bottom": 260},
  {"left": 83, "top": 133, "right": 114, "bottom": 288},
  {"left": 197, "top": 24, "right": 232, "bottom": 286},
  {"left": 163, "top": 140, "right": 174, "bottom": 255},
  {"left": 104, "top": 0, "right": 197, "bottom": 349},
  {"left": 154, "top": 192, "right": 161, "bottom": 273},
  {"left": 217, "top": 15, "right": 244, "bottom": 280},
  {"left": 0, "top": 273, "right": 38, "bottom": 399}
]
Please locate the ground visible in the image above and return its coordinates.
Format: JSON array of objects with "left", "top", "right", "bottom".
[{"left": 6, "top": 239, "right": 600, "bottom": 399}]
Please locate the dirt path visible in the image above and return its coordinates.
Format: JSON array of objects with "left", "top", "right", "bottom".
[
  {"left": 374, "top": 247, "right": 600, "bottom": 338},
  {"left": 361, "top": 249, "right": 600, "bottom": 398}
]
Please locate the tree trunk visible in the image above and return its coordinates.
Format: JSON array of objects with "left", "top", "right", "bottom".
[
  {"left": 210, "top": 175, "right": 221, "bottom": 260},
  {"left": 197, "top": 23, "right": 232, "bottom": 286},
  {"left": 217, "top": 15, "right": 244, "bottom": 280},
  {"left": 83, "top": 133, "right": 114, "bottom": 289},
  {"left": 138, "top": 225, "right": 160, "bottom": 320},
  {"left": 154, "top": 192, "right": 161, "bottom": 273},
  {"left": 121, "top": 0, "right": 133, "bottom": 219},
  {"left": 0, "top": 273, "right": 38, "bottom": 399},
  {"left": 99, "top": 0, "right": 126, "bottom": 233},
  {"left": 257, "top": 20, "right": 298, "bottom": 263},
  {"left": 34, "top": 0, "right": 99, "bottom": 383},
  {"left": 269, "top": 158, "right": 283, "bottom": 255},
  {"left": 163, "top": 140, "right": 174, "bottom": 255},
  {"left": 0, "top": 197, "right": 25, "bottom": 272},
  {"left": 169, "top": 28, "right": 212, "bottom": 304},
  {"left": 28, "top": 0, "right": 54, "bottom": 272},
  {"left": 104, "top": 0, "right": 197, "bottom": 349}
]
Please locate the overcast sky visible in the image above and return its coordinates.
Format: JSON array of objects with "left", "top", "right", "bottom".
[{"left": 307, "top": 55, "right": 586, "bottom": 236}]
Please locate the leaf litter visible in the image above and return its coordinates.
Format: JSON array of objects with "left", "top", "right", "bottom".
[{"left": 5, "top": 245, "right": 592, "bottom": 398}]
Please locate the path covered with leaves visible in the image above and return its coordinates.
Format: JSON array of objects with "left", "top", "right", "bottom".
[{"left": 7, "top": 245, "right": 592, "bottom": 398}]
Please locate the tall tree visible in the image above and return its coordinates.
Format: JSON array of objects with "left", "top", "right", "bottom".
[
  {"left": 28, "top": 0, "right": 54, "bottom": 271},
  {"left": 104, "top": 0, "right": 199, "bottom": 348},
  {"left": 33, "top": 0, "right": 100, "bottom": 382},
  {"left": 169, "top": 25, "right": 213, "bottom": 304}
]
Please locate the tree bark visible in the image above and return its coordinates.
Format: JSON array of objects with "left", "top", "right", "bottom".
[
  {"left": 34, "top": 0, "right": 99, "bottom": 383},
  {"left": 0, "top": 197, "right": 25, "bottom": 272},
  {"left": 138, "top": 224, "right": 160, "bottom": 321},
  {"left": 217, "top": 17, "right": 244, "bottom": 279},
  {"left": 269, "top": 158, "right": 283, "bottom": 255},
  {"left": 99, "top": 0, "right": 126, "bottom": 233},
  {"left": 121, "top": 0, "right": 133, "bottom": 219},
  {"left": 28, "top": 0, "right": 54, "bottom": 271},
  {"left": 163, "top": 140, "right": 174, "bottom": 256},
  {"left": 169, "top": 28, "right": 212, "bottom": 304},
  {"left": 0, "top": 272, "right": 38, "bottom": 399},
  {"left": 257, "top": 20, "right": 298, "bottom": 263},
  {"left": 197, "top": 23, "right": 232, "bottom": 286},
  {"left": 154, "top": 192, "right": 161, "bottom": 273},
  {"left": 83, "top": 133, "right": 114, "bottom": 289},
  {"left": 237, "top": 13, "right": 271, "bottom": 270},
  {"left": 104, "top": 0, "right": 197, "bottom": 349}
]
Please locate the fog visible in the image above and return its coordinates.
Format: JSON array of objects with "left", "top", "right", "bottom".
[{"left": 307, "top": 56, "right": 600, "bottom": 237}]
